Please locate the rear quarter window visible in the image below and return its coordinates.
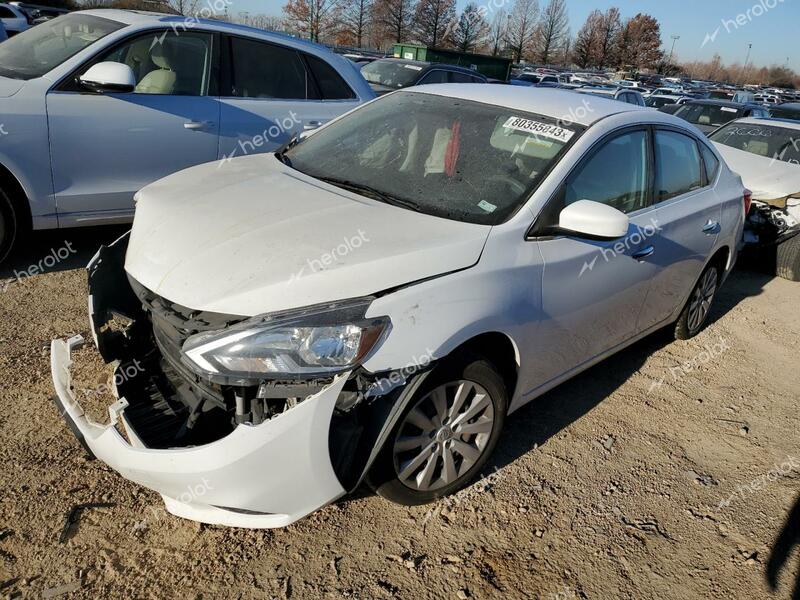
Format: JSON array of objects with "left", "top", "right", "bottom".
[{"left": 306, "top": 54, "right": 355, "bottom": 100}]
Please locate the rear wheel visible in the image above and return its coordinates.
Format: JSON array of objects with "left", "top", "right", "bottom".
[
  {"left": 775, "top": 234, "right": 800, "bottom": 282},
  {"left": 367, "top": 355, "right": 507, "bottom": 506},
  {"left": 0, "top": 186, "right": 20, "bottom": 264},
  {"left": 674, "top": 264, "right": 720, "bottom": 340}
]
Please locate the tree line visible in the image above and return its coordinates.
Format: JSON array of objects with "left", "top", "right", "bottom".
[{"left": 66, "top": 0, "right": 800, "bottom": 85}]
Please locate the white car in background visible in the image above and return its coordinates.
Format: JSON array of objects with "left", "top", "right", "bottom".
[
  {"left": 710, "top": 117, "right": 800, "bottom": 280},
  {"left": 0, "top": 2, "right": 28, "bottom": 34},
  {"left": 52, "top": 86, "right": 745, "bottom": 528}
]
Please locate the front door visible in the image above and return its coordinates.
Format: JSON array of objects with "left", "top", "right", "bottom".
[
  {"left": 46, "top": 30, "right": 220, "bottom": 225},
  {"left": 520, "top": 128, "right": 660, "bottom": 396}
]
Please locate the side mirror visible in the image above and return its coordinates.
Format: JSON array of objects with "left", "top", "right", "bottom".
[
  {"left": 79, "top": 62, "right": 136, "bottom": 94},
  {"left": 558, "top": 200, "right": 629, "bottom": 239}
]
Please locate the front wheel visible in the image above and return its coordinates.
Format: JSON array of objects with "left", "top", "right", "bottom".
[
  {"left": 0, "top": 187, "right": 20, "bottom": 264},
  {"left": 367, "top": 355, "right": 508, "bottom": 506},
  {"left": 674, "top": 264, "right": 720, "bottom": 340}
]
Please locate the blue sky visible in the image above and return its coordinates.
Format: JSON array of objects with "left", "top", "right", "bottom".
[{"left": 228, "top": 0, "right": 799, "bottom": 70}]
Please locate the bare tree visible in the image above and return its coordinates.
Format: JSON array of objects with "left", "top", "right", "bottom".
[
  {"left": 595, "top": 7, "right": 621, "bottom": 69},
  {"left": 236, "top": 12, "right": 286, "bottom": 31},
  {"left": 531, "top": 0, "right": 568, "bottom": 65},
  {"left": 449, "top": 2, "right": 490, "bottom": 53},
  {"left": 414, "top": 0, "right": 456, "bottom": 47},
  {"left": 372, "top": 0, "right": 416, "bottom": 43},
  {"left": 506, "top": 0, "right": 538, "bottom": 63},
  {"left": 283, "top": 0, "right": 343, "bottom": 42},
  {"left": 488, "top": 9, "right": 508, "bottom": 56},
  {"left": 340, "top": 0, "right": 373, "bottom": 46}
]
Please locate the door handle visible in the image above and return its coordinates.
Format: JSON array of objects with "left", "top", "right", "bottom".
[
  {"left": 184, "top": 120, "right": 214, "bottom": 130},
  {"left": 702, "top": 220, "right": 719, "bottom": 233},
  {"left": 631, "top": 246, "right": 655, "bottom": 261},
  {"left": 303, "top": 120, "right": 322, "bottom": 130}
]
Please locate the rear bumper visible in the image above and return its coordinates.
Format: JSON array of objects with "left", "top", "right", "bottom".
[{"left": 51, "top": 334, "right": 348, "bottom": 528}]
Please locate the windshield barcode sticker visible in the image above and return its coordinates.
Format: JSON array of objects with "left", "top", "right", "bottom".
[{"left": 502, "top": 117, "right": 575, "bottom": 143}]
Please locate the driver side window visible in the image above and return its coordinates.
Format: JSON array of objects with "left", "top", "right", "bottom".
[
  {"left": 565, "top": 130, "right": 650, "bottom": 214},
  {"left": 98, "top": 31, "right": 213, "bottom": 96}
]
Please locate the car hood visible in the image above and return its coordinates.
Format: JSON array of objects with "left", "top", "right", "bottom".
[
  {"left": 125, "top": 154, "right": 491, "bottom": 316},
  {"left": 714, "top": 143, "right": 800, "bottom": 203},
  {"left": 0, "top": 76, "right": 24, "bottom": 98}
]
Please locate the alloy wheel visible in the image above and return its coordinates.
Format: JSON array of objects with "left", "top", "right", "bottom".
[
  {"left": 392, "top": 380, "right": 495, "bottom": 492},
  {"left": 687, "top": 268, "right": 718, "bottom": 332}
]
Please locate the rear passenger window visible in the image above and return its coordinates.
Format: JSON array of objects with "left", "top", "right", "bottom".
[
  {"left": 565, "top": 130, "right": 649, "bottom": 214},
  {"left": 418, "top": 70, "right": 448, "bottom": 85},
  {"left": 654, "top": 130, "right": 703, "bottom": 202},
  {"left": 231, "top": 38, "right": 313, "bottom": 99},
  {"left": 449, "top": 71, "right": 475, "bottom": 83},
  {"left": 306, "top": 54, "right": 355, "bottom": 99},
  {"left": 700, "top": 144, "right": 720, "bottom": 183}
]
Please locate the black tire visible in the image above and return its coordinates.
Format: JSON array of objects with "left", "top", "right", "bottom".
[
  {"left": 0, "top": 186, "right": 20, "bottom": 265},
  {"left": 675, "top": 263, "right": 720, "bottom": 340},
  {"left": 776, "top": 234, "right": 800, "bottom": 282},
  {"left": 366, "top": 354, "right": 508, "bottom": 506}
]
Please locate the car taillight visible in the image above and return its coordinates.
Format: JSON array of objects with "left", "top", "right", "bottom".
[{"left": 743, "top": 189, "right": 752, "bottom": 216}]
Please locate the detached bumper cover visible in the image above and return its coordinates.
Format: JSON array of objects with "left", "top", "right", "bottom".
[{"left": 51, "top": 335, "right": 348, "bottom": 528}]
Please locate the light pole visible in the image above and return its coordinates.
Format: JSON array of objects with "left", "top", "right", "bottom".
[
  {"left": 739, "top": 42, "right": 753, "bottom": 84},
  {"left": 668, "top": 35, "right": 680, "bottom": 65}
]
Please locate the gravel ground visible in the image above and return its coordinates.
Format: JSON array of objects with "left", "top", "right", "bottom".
[{"left": 0, "top": 227, "right": 798, "bottom": 600}]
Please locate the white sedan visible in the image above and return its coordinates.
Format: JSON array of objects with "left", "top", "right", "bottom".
[{"left": 52, "top": 86, "right": 746, "bottom": 528}]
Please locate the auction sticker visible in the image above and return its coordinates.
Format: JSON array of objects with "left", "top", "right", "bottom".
[{"left": 502, "top": 117, "right": 575, "bottom": 143}]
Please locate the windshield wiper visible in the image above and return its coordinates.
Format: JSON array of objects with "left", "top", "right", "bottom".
[{"left": 316, "top": 177, "right": 423, "bottom": 212}]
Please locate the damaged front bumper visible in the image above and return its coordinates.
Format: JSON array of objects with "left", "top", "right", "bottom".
[{"left": 51, "top": 334, "right": 349, "bottom": 528}]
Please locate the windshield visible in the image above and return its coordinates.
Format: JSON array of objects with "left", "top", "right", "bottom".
[
  {"left": 0, "top": 14, "right": 124, "bottom": 80},
  {"left": 676, "top": 103, "right": 742, "bottom": 127},
  {"left": 360, "top": 61, "right": 424, "bottom": 89},
  {"left": 284, "top": 91, "right": 581, "bottom": 225},
  {"left": 710, "top": 123, "right": 800, "bottom": 165}
]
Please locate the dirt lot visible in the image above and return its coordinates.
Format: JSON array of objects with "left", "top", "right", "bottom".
[{"left": 0, "top": 227, "right": 798, "bottom": 600}]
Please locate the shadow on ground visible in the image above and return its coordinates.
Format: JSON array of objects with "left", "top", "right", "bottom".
[
  {"left": 767, "top": 493, "right": 800, "bottom": 600},
  {"left": 0, "top": 225, "right": 129, "bottom": 280}
]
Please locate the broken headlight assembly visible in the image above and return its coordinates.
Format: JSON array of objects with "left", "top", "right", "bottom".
[{"left": 181, "top": 297, "right": 391, "bottom": 385}]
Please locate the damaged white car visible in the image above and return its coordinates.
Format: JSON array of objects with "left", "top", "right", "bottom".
[
  {"left": 52, "top": 86, "right": 745, "bottom": 528},
  {"left": 710, "top": 118, "right": 800, "bottom": 281}
]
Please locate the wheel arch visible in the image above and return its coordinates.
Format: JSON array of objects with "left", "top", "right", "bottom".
[
  {"left": 330, "top": 330, "right": 519, "bottom": 493},
  {"left": 0, "top": 160, "right": 33, "bottom": 232}
]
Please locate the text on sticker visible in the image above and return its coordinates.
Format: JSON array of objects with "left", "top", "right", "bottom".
[{"left": 502, "top": 117, "right": 575, "bottom": 143}]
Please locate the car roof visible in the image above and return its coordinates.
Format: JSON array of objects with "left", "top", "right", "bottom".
[
  {"left": 685, "top": 99, "right": 751, "bottom": 108},
  {"left": 77, "top": 9, "right": 331, "bottom": 53},
  {"left": 409, "top": 85, "right": 645, "bottom": 126},
  {"left": 731, "top": 117, "right": 800, "bottom": 131},
  {"left": 377, "top": 57, "right": 430, "bottom": 67}
]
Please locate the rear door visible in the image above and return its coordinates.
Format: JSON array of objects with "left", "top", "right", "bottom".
[
  {"left": 218, "top": 36, "right": 361, "bottom": 161},
  {"left": 47, "top": 29, "right": 220, "bottom": 224},
  {"left": 636, "top": 128, "right": 722, "bottom": 329}
]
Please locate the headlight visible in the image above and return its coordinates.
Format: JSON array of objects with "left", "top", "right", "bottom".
[{"left": 181, "top": 297, "right": 390, "bottom": 384}]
